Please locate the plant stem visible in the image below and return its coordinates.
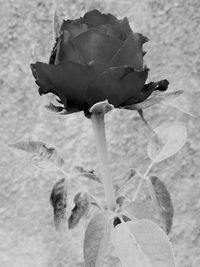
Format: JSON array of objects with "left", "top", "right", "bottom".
[
  {"left": 91, "top": 113, "right": 116, "bottom": 211},
  {"left": 132, "top": 161, "right": 154, "bottom": 201}
]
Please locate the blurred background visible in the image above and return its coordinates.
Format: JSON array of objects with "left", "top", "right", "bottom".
[{"left": 0, "top": 0, "right": 200, "bottom": 266}]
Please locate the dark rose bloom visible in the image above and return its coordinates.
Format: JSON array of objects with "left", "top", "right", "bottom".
[{"left": 31, "top": 9, "right": 168, "bottom": 115}]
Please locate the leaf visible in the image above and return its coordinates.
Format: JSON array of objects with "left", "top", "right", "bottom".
[
  {"left": 150, "top": 176, "right": 173, "bottom": 234},
  {"left": 89, "top": 100, "right": 114, "bottom": 114},
  {"left": 147, "top": 122, "right": 187, "bottom": 162},
  {"left": 111, "top": 219, "right": 176, "bottom": 267},
  {"left": 122, "top": 90, "right": 184, "bottom": 110},
  {"left": 123, "top": 201, "right": 153, "bottom": 221},
  {"left": 50, "top": 178, "right": 67, "bottom": 230},
  {"left": 9, "top": 141, "right": 64, "bottom": 171},
  {"left": 84, "top": 211, "right": 112, "bottom": 267},
  {"left": 73, "top": 166, "right": 101, "bottom": 183},
  {"left": 68, "top": 192, "right": 90, "bottom": 229}
]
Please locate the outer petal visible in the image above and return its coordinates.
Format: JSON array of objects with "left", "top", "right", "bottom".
[
  {"left": 86, "top": 66, "right": 148, "bottom": 107},
  {"left": 86, "top": 60, "right": 107, "bottom": 73},
  {"left": 94, "top": 24, "right": 123, "bottom": 40},
  {"left": 60, "top": 18, "right": 84, "bottom": 31},
  {"left": 108, "top": 33, "right": 148, "bottom": 69},
  {"left": 49, "top": 38, "right": 58, "bottom": 64},
  {"left": 49, "top": 22, "right": 88, "bottom": 65},
  {"left": 55, "top": 31, "right": 85, "bottom": 64},
  {"left": 83, "top": 9, "right": 118, "bottom": 27},
  {"left": 93, "top": 17, "right": 132, "bottom": 41},
  {"left": 60, "top": 21, "right": 88, "bottom": 38},
  {"left": 71, "top": 29, "right": 123, "bottom": 65},
  {"left": 31, "top": 61, "right": 97, "bottom": 107},
  {"left": 123, "top": 79, "right": 169, "bottom": 105},
  {"left": 119, "top": 17, "right": 133, "bottom": 40}
]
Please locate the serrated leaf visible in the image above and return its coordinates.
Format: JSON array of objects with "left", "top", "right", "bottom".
[
  {"left": 84, "top": 211, "right": 112, "bottom": 267},
  {"left": 68, "top": 192, "right": 90, "bottom": 229},
  {"left": 150, "top": 176, "right": 173, "bottom": 234},
  {"left": 147, "top": 122, "right": 187, "bottom": 162},
  {"left": 50, "top": 178, "right": 67, "bottom": 229},
  {"left": 74, "top": 166, "right": 101, "bottom": 183},
  {"left": 89, "top": 100, "right": 114, "bottom": 114},
  {"left": 112, "top": 219, "right": 176, "bottom": 267},
  {"left": 9, "top": 141, "right": 64, "bottom": 171},
  {"left": 123, "top": 201, "right": 153, "bottom": 221}
]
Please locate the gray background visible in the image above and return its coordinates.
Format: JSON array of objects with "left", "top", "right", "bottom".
[{"left": 0, "top": 0, "right": 200, "bottom": 266}]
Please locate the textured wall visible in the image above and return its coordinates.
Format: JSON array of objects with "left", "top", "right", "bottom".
[{"left": 0, "top": 0, "right": 200, "bottom": 266}]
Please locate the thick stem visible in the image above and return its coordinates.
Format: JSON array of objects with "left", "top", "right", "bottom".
[{"left": 91, "top": 113, "right": 116, "bottom": 211}]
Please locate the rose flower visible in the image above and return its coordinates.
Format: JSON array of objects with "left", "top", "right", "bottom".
[{"left": 31, "top": 9, "right": 168, "bottom": 115}]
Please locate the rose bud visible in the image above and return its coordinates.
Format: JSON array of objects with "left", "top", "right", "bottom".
[{"left": 30, "top": 9, "right": 168, "bottom": 115}]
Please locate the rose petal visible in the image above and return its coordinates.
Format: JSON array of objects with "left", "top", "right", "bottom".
[
  {"left": 61, "top": 22, "right": 88, "bottom": 38},
  {"left": 55, "top": 31, "right": 84, "bottom": 64},
  {"left": 49, "top": 21, "right": 88, "bottom": 65},
  {"left": 30, "top": 63, "right": 54, "bottom": 93},
  {"left": 60, "top": 18, "right": 83, "bottom": 31},
  {"left": 83, "top": 9, "right": 118, "bottom": 27},
  {"left": 49, "top": 38, "right": 59, "bottom": 64},
  {"left": 72, "top": 29, "right": 123, "bottom": 65},
  {"left": 87, "top": 61, "right": 107, "bottom": 73},
  {"left": 86, "top": 66, "right": 148, "bottom": 107},
  {"left": 93, "top": 18, "right": 132, "bottom": 41},
  {"left": 119, "top": 17, "right": 133, "bottom": 40},
  {"left": 122, "top": 83, "right": 154, "bottom": 106},
  {"left": 94, "top": 24, "right": 123, "bottom": 40},
  {"left": 54, "top": 32, "right": 68, "bottom": 64},
  {"left": 31, "top": 61, "right": 97, "bottom": 107},
  {"left": 123, "top": 79, "right": 169, "bottom": 105},
  {"left": 108, "top": 33, "right": 148, "bottom": 69}
]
